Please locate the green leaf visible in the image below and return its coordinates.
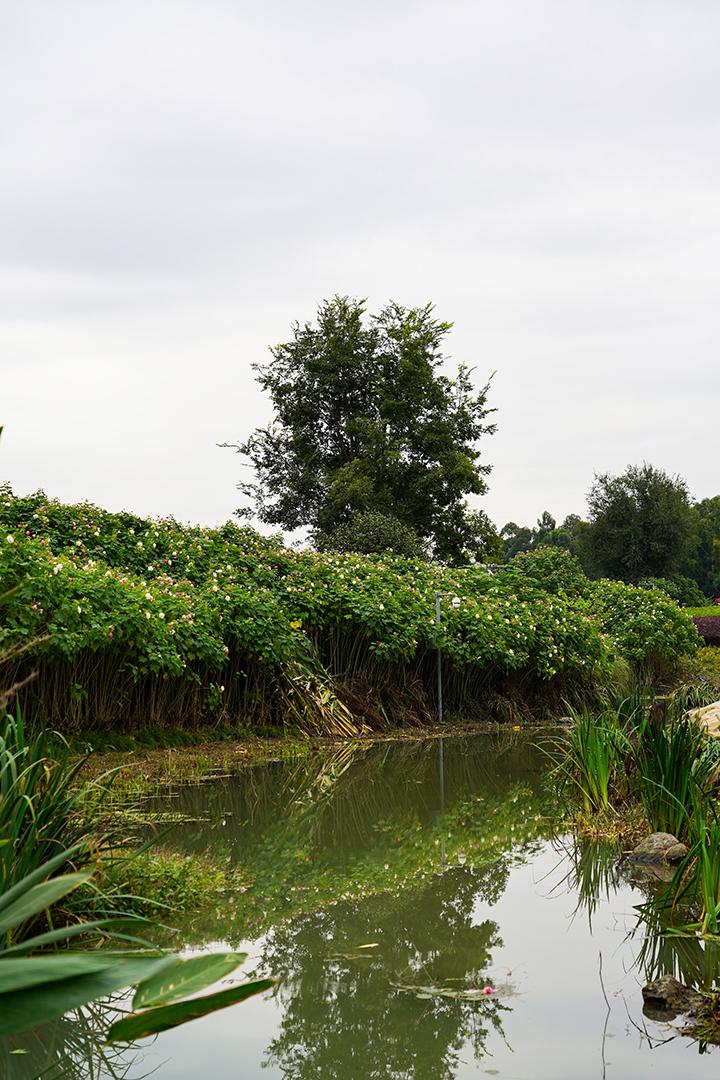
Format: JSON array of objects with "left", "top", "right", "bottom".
[
  {"left": 0, "top": 842, "right": 90, "bottom": 915},
  {"left": 0, "top": 955, "right": 121, "bottom": 993},
  {"left": 0, "top": 956, "right": 178, "bottom": 1038},
  {"left": 133, "top": 951, "right": 248, "bottom": 1009},
  {"left": 0, "top": 872, "right": 94, "bottom": 937},
  {"left": 107, "top": 978, "right": 277, "bottom": 1043},
  {"left": 0, "top": 917, "right": 155, "bottom": 958}
]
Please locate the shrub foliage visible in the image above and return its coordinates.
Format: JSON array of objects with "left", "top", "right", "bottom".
[{"left": 0, "top": 486, "right": 701, "bottom": 732}]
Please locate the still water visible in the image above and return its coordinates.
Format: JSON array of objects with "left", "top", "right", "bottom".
[{"left": 10, "top": 733, "right": 720, "bottom": 1078}]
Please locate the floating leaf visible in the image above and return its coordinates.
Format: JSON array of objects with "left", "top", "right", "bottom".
[{"left": 390, "top": 978, "right": 514, "bottom": 1003}]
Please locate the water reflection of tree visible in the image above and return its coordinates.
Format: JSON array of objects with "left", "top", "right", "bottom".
[{"left": 259, "top": 860, "right": 512, "bottom": 1080}]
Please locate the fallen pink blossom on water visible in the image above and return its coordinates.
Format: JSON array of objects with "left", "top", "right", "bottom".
[{"left": 483, "top": 986, "right": 496, "bottom": 994}]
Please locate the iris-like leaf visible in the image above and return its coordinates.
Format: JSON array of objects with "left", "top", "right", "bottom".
[
  {"left": 133, "top": 951, "right": 248, "bottom": 1009},
  {"left": 0, "top": 843, "right": 89, "bottom": 915},
  {"left": 0, "top": 872, "right": 94, "bottom": 937},
  {"left": 0, "top": 917, "right": 155, "bottom": 958},
  {"left": 107, "top": 978, "right": 277, "bottom": 1043}
]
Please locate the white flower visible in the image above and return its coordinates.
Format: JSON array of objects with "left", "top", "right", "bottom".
[
  {"left": 6, "top": 535, "right": 14, "bottom": 544},
  {"left": 225, "top": 595, "right": 230, "bottom": 601},
  {"left": 145, "top": 592, "right": 153, "bottom": 600},
  {"left": 145, "top": 611, "right": 151, "bottom": 619}
]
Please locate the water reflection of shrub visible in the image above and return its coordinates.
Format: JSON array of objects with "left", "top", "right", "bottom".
[
  {"left": 558, "top": 839, "right": 632, "bottom": 925},
  {"left": 147, "top": 738, "right": 557, "bottom": 941}
]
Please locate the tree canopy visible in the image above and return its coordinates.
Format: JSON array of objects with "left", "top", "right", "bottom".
[
  {"left": 579, "top": 463, "right": 694, "bottom": 583},
  {"left": 315, "top": 510, "right": 427, "bottom": 559},
  {"left": 232, "top": 296, "right": 499, "bottom": 563},
  {"left": 681, "top": 495, "right": 720, "bottom": 598}
]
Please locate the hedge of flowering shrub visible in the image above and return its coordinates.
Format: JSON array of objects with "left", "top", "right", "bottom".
[
  {"left": 586, "top": 579, "right": 702, "bottom": 665},
  {"left": 0, "top": 486, "right": 701, "bottom": 731}
]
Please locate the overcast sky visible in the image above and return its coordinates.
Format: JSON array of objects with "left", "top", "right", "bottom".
[{"left": 2, "top": 0, "right": 719, "bottom": 539}]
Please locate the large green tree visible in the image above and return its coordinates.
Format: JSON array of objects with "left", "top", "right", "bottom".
[
  {"left": 579, "top": 463, "right": 694, "bottom": 583},
  {"left": 231, "top": 296, "right": 499, "bottom": 564}
]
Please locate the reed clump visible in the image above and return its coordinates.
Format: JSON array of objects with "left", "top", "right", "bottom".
[{"left": 556, "top": 691, "right": 720, "bottom": 842}]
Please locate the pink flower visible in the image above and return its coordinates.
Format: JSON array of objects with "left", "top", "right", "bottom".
[{"left": 483, "top": 986, "right": 496, "bottom": 995}]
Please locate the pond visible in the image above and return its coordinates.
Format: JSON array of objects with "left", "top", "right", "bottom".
[{"left": 7, "top": 732, "right": 720, "bottom": 1078}]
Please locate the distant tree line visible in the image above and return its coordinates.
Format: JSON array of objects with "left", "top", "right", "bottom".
[{"left": 500, "top": 463, "right": 720, "bottom": 602}]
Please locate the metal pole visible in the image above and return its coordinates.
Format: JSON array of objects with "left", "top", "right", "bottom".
[
  {"left": 435, "top": 591, "right": 442, "bottom": 726},
  {"left": 439, "top": 736, "right": 445, "bottom": 868},
  {"left": 435, "top": 591, "right": 449, "bottom": 869}
]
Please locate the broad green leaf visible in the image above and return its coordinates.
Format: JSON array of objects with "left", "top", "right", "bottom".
[
  {"left": 107, "top": 978, "right": 277, "bottom": 1043},
  {"left": 133, "top": 951, "right": 248, "bottom": 1009},
  {"left": 0, "top": 872, "right": 94, "bottom": 937},
  {"left": 0, "top": 955, "right": 120, "bottom": 993},
  {"left": 0, "top": 955, "right": 178, "bottom": 1038}
]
